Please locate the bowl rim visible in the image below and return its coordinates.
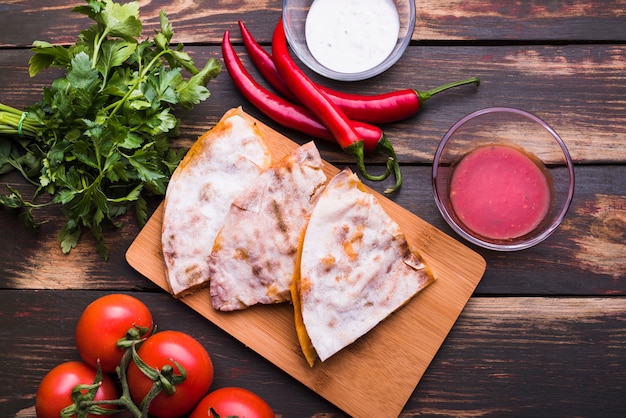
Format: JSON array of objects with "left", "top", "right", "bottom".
[
  {"left": 282, "top": 0, "right": 416, "bottom": 81},
  {"left": 431, "top": 106, "right": 576, "bottom": 251}
]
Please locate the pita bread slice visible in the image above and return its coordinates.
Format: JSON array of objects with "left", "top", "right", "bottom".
[
  {"left": 209, "top": 141, "right": 327, "bottom": 311},
  {"left": 162, "top": 108, "right": 272, "bottom": 297},
  {"left": 292, "top": 168, "right": 434, "bottom": 366}
]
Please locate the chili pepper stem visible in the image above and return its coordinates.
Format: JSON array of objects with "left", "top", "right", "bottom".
[
  {"left": 417, "top": 77, "right": 480, "bottom": 102},
  {"left": 375, "top": 135, "right": 403, "bottom": 193},
  {"left": 345, "top": 140, "right": 391, "bottom": 182},
  {"left": 345, "top": 137, "right": 402, "bottom": 194}
]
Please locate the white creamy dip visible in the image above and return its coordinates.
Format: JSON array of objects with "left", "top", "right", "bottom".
[{"left": 305, "top": 0, "right": 400, "bottom": 74}]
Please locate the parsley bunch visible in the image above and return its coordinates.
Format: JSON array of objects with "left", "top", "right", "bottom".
[{"left": 0, "top": 0, "right": 221, "bottom": 259}]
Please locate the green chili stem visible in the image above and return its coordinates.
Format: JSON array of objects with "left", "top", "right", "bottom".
[
  {"left": 417, "top": 77, "right": 480, "bottom": 102},
  {"left": 345, "top": 138, "right": 402, "bottom": 193},
  {"left": 375, "top": 135, "right": 403, "bottom": 194}
]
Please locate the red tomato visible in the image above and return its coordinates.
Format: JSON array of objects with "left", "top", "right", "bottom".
[
  {"left": 75, "top": 293, "right": 153, "bottom": 373},
  {"left": 190, "top": 387, "right": 275, "bottom": 418},
  {"left": 35, "top": 361, "right": 118, "bottom": 418},
  {"left": 126, "top": 330, "right": 214, "bottom": 418}
]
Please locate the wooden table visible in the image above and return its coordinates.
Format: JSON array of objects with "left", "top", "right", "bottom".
[{"left": 1, "top": 1, "right": 625, "bottom": 417}]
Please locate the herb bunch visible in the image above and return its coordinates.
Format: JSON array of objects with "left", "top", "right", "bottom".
[{"left": 0, "top": 0, "right": 221, "bottom": 259}]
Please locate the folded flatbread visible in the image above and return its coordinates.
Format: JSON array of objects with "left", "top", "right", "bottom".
[
  {"left": 292, "top": 168, "right": 434, "bottom": 366},
  {"left": 162, "top": 108, "right": 272, "bottom": 297},
  {"left": 209, "top": 141, "right": 327, "bottom": 311}
]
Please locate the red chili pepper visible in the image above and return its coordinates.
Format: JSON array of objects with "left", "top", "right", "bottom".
[
  {"left": 239, "top": 20, "right": 479, "bottom": 124},
  {"left": 237, "top": 21, "right": 300, "bottom": 104},
  {"left": 221, "top": 30, "right": 382, "bottom": 153},
  {"left": 271, "top": 19, "right": 401, "bottom": 192}
]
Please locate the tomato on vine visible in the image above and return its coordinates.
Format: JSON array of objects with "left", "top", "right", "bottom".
[
  {"left": 190, "top": 387, "right": 275, "bottom": 418},
  {"left": 75, "top": 293, "right": 153, "bottom": 373},
  {"left": 35, "top": 361, "right": 119, "bottom": 418},
  {"left": 126, "top": 330, "right": 214, "bottom": 418}
]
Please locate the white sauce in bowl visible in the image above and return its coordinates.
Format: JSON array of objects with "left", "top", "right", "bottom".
[{"left": 305, "top": 0, "right": 400, "bottom": 74}]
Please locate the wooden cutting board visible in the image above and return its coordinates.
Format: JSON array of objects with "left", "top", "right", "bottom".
[{"left": 126, "top": 109, "right": 486, "bottom": 418}]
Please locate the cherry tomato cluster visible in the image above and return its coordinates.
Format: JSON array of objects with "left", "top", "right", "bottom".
[{"left": 35, "top": 294, "right": 274, "bottom": 418}]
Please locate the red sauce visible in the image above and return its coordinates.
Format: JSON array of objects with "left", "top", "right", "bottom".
[{"left": 449, "top": 144, "right": 552, "bottom": 240}]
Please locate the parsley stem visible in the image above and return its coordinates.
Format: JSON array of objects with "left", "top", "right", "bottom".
[
  {"left": 91, "top": 29, "right": 111, "bottom": 70},
  {"left": 0, "top": 104, "right": 43, "bottom": 137}
]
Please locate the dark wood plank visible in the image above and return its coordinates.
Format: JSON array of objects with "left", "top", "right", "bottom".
[
  {"left": 1, "top": 163, "right": 625, "bottom": 295},
  {"left": 2, "top": 290, "right": 625, "bottom": 417},
  {"left": 412, "top": 0, "right": 626, "bottom": 43},
  {"left": 1, "top": 0, "right": 625, "bottom": 47},
  {"left": 1, "top": 45, "right": 625, "bottom": 165},
  {"left": 409, "top": 295, "right": 626, "bottom": 417}
]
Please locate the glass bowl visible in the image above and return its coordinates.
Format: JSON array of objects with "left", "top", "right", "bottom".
[
  {"left": 432, "top": 107, "right": 575, "bottom": 251},
  {"left": 282, "top": 0, "right": 415, "bottom": 81}
]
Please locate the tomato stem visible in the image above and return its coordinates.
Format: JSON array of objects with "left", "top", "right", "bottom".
[
  {"left": 116, "top": 324, "right": 153, "bottom": 349},
  {"left": 63, "top": 335, "right": 190, "bottom": 418},
  {"left": 117, "top": 345, "right": 148, "bottom": 417},
  {"left": 60, "top": 362, "right": 129, "bottom": 417}
]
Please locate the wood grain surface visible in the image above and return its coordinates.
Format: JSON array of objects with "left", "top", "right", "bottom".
[{"left": 0, "top": 1, "right": 624, "bottom": 417}]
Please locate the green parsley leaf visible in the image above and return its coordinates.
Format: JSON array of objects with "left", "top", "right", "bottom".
[
  {"left": 29, "top": 41, "right": 72, "bottom": 77},
  {"left": 96, "top": 40, "right": 137, "bottom": 84},
  {"left": 98, "top": 0, "right": 142, "bottom": 41},
  {"left": 177, "top": 58, "right": 222, "bottom": 109}
]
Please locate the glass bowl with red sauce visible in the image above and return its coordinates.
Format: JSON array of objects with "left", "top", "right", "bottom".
[{"left": 432, "top": 107, "right": 575, "bottom": 251}]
